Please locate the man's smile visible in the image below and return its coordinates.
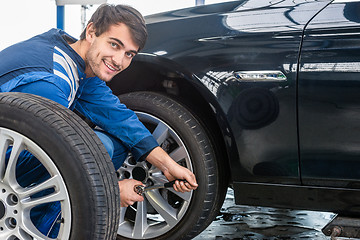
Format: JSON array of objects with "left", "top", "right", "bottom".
[{"left": 103, "top": 60, "right": 119, "bottom": 72}]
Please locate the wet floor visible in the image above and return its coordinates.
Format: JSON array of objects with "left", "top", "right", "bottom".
[{"left": 194, "top": 188, "right": 357, "bottom": 240}]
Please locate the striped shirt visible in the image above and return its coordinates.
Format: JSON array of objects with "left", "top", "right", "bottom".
[{"left": 53, "top": 46, "right": 79, "bottom": 107}]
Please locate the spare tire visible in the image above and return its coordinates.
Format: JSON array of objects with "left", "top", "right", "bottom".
[{"left": 0, "top": 92, "right": 119, "bottom": 239}]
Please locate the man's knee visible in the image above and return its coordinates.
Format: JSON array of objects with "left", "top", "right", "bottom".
[
  {"left": 94, "top": 130, "right": 115, "bottom": 159},
  {"left": 94, "top": 130, "right": 129, "bottom": 170}
]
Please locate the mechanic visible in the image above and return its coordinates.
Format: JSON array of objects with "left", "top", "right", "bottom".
[{"left": 0, "top": 4, "right": 198, "bottom": 237}]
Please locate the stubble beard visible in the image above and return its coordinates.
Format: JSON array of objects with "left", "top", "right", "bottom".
[{"left": 85, "top": 45, "right": 113, "bottom": 82}]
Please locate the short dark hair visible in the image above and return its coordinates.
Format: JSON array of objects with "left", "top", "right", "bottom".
[{"left": 80, "top": 4, "right": 147, "bottom": 50}]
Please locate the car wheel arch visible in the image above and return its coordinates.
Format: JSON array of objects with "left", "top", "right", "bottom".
[{"left": 109, "top": 56, "right": 237, "bottom": 184}]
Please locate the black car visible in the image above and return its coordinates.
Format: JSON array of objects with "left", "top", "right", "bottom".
[{"left": 108, "top": 0, "right": 360, "bottom": 239}]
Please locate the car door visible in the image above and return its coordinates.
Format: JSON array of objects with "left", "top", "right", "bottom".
[
  {"left": 211, "top": 0, "right": 330, "bottom": 185},
  {"left": 298, "top": 0, "right": 360, "bottom": 187}
]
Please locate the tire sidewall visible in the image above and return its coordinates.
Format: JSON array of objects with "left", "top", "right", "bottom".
[
  {"left": 119, "top": 92, "right": 218, "bottom": 239},
  {"left": 0, "top": 94, "right": 107, "bottom": 239}
]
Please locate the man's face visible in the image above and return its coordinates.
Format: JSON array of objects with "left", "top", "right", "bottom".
[{"left": 85, "top": 23, "right": 139, "bottom": 82}]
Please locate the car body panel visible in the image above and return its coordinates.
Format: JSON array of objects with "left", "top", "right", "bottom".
[
  {"left": 109, "top": 0, "right": 360, "bottom": 215},
  {"left": 299, "top": 1, "right": 360, "bottom": 188},
  {"left": 134, "top": 0, "right": 330, "bottom": 185}
]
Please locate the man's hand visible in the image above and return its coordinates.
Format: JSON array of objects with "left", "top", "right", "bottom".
[
  {"left": 146, "top": 147, "right": 198, "bottom": 193},
  {"left": 118, "top": 179, "right": 144, "bottom": 207},
  {"left": 163, "top": 163, "right": 198, "bottom": 193},
  {"left": 119, "top": 147, "right": 198, "bottom": 208}
]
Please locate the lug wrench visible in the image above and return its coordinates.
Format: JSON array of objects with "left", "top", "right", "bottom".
[{"left": 134, "top": 179, "right": 187, "bottom": 195}]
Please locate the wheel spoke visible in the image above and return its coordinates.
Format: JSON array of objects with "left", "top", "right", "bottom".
[
  {"left": 122, "top": 157, "right": 135, "bottom": 169},
  {"left": 133, "top": 201, "right": 148, "bottom": 238},
  {"left": 17, "top": 230, "right": 34, "bottom": 240},
  {"left": 22, "top": 190, "right": 66, "bottom": 210},
  {"left": 4, "top": 134, "right": 24, "bottom": 186},
  {"left": 117, "top": 207, "right": 133, "bottom": 236},
  {"left": 119, "top": 207, "right": 127, "bottom": 222},
  {"left": 148, "top": 164, "right": 162, "bottom": 175},
  {"left": 169, "top": 146, "right": 187, "bottom": 163},
  {"left": 148, "top": 173, "right": 168, "bottom": 187},
  {"left": 149, "top": 174, "right": 192, "bottom": 201},
  {"left": 168, "top": 188, "right": 192, "bottom": 202},
  {"left": 16, "top": 175, "right": 61, "bottom": 200},
  {"left": 152, "top": 122, "right": 169, "bottom": 144},
  {"left": 20, "top": 220, "right": 49, "bottom": 240},
  {"left": 0, "top": 131, "right": 10, "bottom": 180},
  {"left": 146, "top": 191, "right": 178, "bottom": 227}
]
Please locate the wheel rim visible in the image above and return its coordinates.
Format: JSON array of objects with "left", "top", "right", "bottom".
[
  {"left": 0, "top": 127, "right": 71, "bottom": 239},
  {"left": 117, "top": 112, "right": 194, "bottom": 239}
]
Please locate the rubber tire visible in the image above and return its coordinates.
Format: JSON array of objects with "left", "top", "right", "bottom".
[
  {"left": 0, "top": 92, "right": 120, "bottom": 240},
  {"left": 117, "top": 91, "right": 226, "bottom": 240}
]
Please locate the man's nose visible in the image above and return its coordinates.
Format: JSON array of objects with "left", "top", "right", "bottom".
[{"left": 113, "top": 53, "right": 124, "bottom": 67}]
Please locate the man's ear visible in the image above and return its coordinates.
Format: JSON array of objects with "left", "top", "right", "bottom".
[{"left": 86, "top": 22, "right": 96, "bottom": 43}]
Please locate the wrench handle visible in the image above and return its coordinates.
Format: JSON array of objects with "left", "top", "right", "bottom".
[{"left": 164, "top": 179, "right": 188, "bottom": 188}]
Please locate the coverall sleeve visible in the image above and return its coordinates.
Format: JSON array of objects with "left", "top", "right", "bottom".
[
  {"left": 74, "top": 77, "right": 159, "bottom": 161},
  {"left": 9, "top": 79, "right": 70, "bottom": 108}
]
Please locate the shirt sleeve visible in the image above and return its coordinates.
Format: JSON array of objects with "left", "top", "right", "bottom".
[
  {"left": 9, "top": 79, "right": 70, "bottom": 108},
  {"left": 74, "top": 77, "right": 159, "bottom": 161},
  {"left": 1, "top": 72, "right": 72, "bottom": 108}
]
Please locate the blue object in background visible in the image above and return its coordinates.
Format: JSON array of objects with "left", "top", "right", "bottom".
[{"left": 57, "top": 6, "right": 65, "bottom": 30}]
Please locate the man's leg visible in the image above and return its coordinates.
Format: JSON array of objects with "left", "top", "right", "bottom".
[
  {"left": 94, "top": 129, "right": 129, "bottom": 170},
  {"left": 94, "top": 130, "right": 148, "bottom": 208}
]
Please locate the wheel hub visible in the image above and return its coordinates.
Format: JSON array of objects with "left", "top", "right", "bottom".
[
  {"left": 132, "top": 166, "right": 147, "bottom": 182},
  {"left": 0, "top": 183, "right": 21, "bottom": 235}
]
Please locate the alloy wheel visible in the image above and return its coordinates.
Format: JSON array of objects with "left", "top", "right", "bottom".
[
  {"left": 117, "top": 112, "right": 194, "bottom": 239},
  {"left": 0, "top": 127, "right": 71, "bottom": 239}
]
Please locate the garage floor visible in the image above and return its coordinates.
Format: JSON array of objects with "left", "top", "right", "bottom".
[{"left": 194, "top": 188, "right": 357, "bottom": 240}]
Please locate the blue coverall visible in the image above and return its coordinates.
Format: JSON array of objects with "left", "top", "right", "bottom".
[{"left": 0, "top": 29, "right": 159, "bottom": 237}]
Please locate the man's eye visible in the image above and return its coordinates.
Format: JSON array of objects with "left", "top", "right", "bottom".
[
  {"left": 126, "top": 52, "right": 135, "bottom": 58},
  {"left": 110, "top": 42, "right": 118, "bottom": 48}
]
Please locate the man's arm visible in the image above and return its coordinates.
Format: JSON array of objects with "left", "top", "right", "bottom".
[
  {"left": 145, "top": 147, "right": 198, "bottom": 192},
  {"left": 74, "top": 78, "right": 158, "bottom": 161},
  {"left": 75, "top": 78, "right": 197, "bottom": 202},
  {"left": 8, "top": 80, "right": 70, "bottom": 107}
]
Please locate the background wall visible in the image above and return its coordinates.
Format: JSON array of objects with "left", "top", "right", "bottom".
[{"left": 0, "top": 0, "right": 224, "bottom": 50}]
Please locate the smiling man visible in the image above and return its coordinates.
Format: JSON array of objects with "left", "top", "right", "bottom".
[
  {"left": 77, "top": 23, "right": 138, "bottom": 81},
  {"left": 0, "top": 4, "right": 197, "bottom": 237}
]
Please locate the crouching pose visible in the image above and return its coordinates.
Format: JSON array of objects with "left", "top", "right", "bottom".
[{"left": 0, "top": 4, "right": 197, "bottom": 237}]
